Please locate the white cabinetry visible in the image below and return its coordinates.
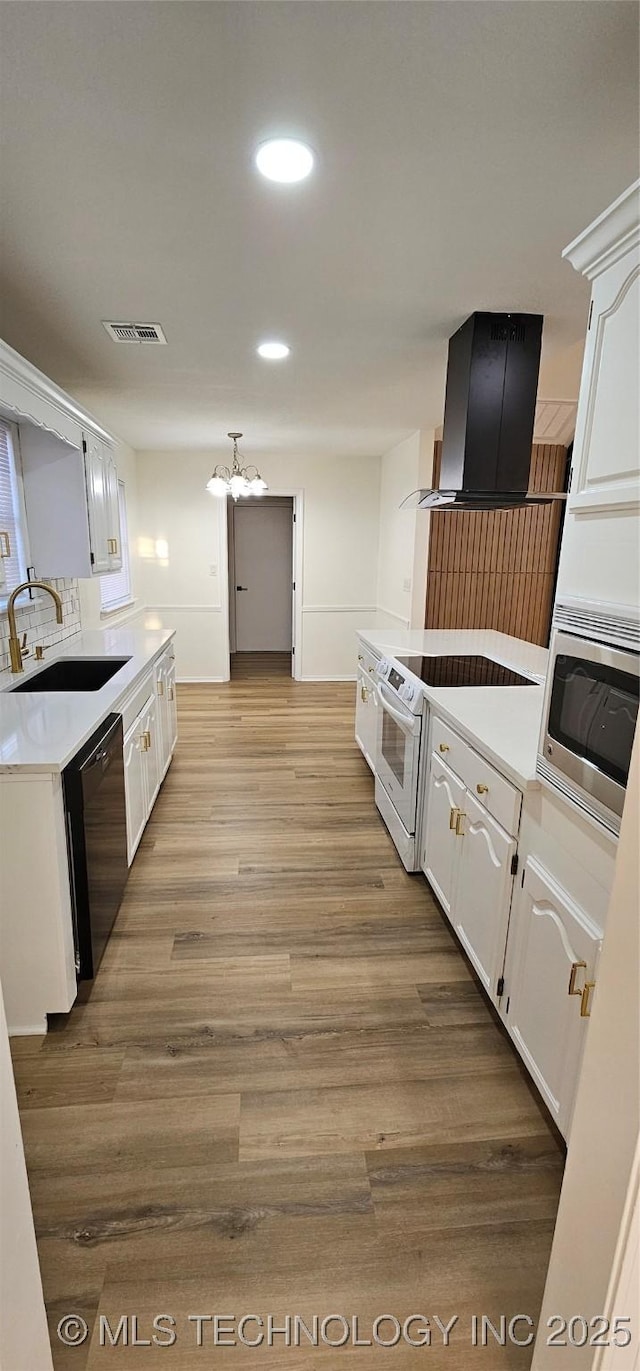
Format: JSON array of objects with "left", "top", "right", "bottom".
[
  {"left": 84, "top": 435, "right": 122, "bottom": 574},
  {"left": 123, "top": 643, "right": 177, "bottom": 865},
  {"left": 155, "top": 645, "right": 178, "bottom": 780},
  {"left": 422, "top": 756, "right": 465, "bottom": 916},
  {"left": 503, "top": 857, "right": 602, "bottom": 1137},
  {"left": 422, "top": 739, "right": 518, "bottom": 999},
  {"left": 355, "top": 641, "right": 380, "bottom": 772},
  {"left": 123, "top": 719, "right": 147, "bottom": 862},
  {"left": 20, "top": 426, "right": 122, "bottom": 578},
  {"left": 454, "top": 791, "right": 517, "bottom": 996},
  {"left": 557, "top": 180, "right": 639, "bottom": 606}
]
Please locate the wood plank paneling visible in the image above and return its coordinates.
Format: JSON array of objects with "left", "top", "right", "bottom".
[{"left": 425, "top": 443, "right": 567, "bottom": 645}]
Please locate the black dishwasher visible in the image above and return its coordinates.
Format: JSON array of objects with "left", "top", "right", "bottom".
[{"left": 63, "top": 714, "right": 128, "bottom": 981}]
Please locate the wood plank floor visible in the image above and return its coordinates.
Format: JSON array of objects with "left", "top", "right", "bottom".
[{"left": 11, "top": 678, "right": 564, "bottom": 1369}]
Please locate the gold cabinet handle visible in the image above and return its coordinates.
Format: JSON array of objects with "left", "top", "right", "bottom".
[
  {"left": 145, "top": 730, "right": 151, "bottom": 748},
  {"left": 455, "top": 811, "right": 466, "bottom": 836},
  {"left": 580, "top": 982, "right": 596, "bottom": 1017},
  {"left": 140, "top": 733, "right": 149, "bottom": 752},
  {"left": 157, "top": 680, "right": 164, "bottom": 696},
  {"left": 449, "top": 806, "right": 459, "bottom": 830},
  {"left": 0, "top": 531, "right": 10, "bottom": 558},
  {"left": 360, "top": 685, "right": 368, "bottom": 702},
  {"left": 168, "top": 686, "right": 174, "bottom": 701},
  {"left": 568, "top": 960, "right": 587, "bottom": 997},
  {"left": 439, "top": 742, "right": 450, "bottom": 753},
  {"left": 113, "top": 537, "right": 118, "bottom": 555},
  {"left": 476, "top": 782, "right": 489, "bottom": 795}
]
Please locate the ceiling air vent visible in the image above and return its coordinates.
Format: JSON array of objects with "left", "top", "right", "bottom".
[{"left": 102, "top": 321, "right": 167, "bottom": 344}]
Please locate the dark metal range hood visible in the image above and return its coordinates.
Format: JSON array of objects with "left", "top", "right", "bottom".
[{"left": 402, "top": 312, "right": 567, "bottom": 512}]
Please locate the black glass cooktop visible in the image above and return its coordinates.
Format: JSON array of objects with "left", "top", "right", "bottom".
[{"left": 394, "top": 654, "right": 537, "bottom": 688}]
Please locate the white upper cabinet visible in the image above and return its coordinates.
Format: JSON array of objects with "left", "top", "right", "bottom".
[
  {"left": 563, "top": 181, "right": 639, "bottom": 515},
  {"left": 0, "top": 338, "right": 122, "bottom": 579},
  {"left": 556, "top": 181, "right": 640, "bottom": 607},
  {"left": 21, "top": 428, "right": 121, "bottom": 579}
]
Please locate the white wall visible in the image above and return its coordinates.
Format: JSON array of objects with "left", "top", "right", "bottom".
[
  {"left": 376, "top": 430, "right": 435, "bottom": 630},
  {"left": 134, "top": 449, "right": 381, "bottom": 680},
  {"left": 78, "top": 438, "right": 143, "bottom": 632},
  {"left": 0, "top": 983, "right": 53, "bottom": 1371}
]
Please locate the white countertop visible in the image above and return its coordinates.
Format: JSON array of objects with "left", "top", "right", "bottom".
[
  {"left": 0, "top": 626, "right": 175, "bottom": 773},
  {"left": 357, "top": 627, "right": 548, "bottom": 790}
]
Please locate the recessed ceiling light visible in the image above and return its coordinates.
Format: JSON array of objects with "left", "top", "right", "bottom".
[
  {"left": 255, "top": 138, "right": 314, "bottom": 184},
  {"left": 257, "top": 341, "right": 290, "bottom": 360}
]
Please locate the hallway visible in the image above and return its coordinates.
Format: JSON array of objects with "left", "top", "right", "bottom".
[{"left": 11, "top": 676, "right": 563, "bottom": 1369}]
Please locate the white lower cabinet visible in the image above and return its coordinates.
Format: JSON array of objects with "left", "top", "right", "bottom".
[
  {"left": 123, "top": 644, "right": 177, "bottom": 865},
  {"left": 123, "top": 716, "right": 147, "bottom": 863},
  {"left": 422, "top": 756, "right": 465, "bottom": 916},
  {"left": 422, "top": 751, "right": 516, "bottom": 998},
  {"left": 502, "top": 857, "right": 602, "bottom": 1137},
  {"left": 155, "top": 649, "right": 178, "bottom": 779},
  {"left": 454, "top": 792, "right": 517, "bottom": 997},
  {"left": 355, "top": 668, "right": 377, "bottom": 771}
]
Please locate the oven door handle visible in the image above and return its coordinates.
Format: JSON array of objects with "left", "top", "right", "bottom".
[{"left": 375, "top": 682, "right": 421, "bottom": 736}]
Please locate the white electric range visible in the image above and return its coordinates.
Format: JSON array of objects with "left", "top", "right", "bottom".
[{"left": 373, "top": 652, "right": 539, "bottom": 870}]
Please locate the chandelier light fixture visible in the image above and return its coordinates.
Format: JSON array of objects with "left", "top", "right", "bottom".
[{"left": 206, "top": 432, "right": 268, "bottom": 501}]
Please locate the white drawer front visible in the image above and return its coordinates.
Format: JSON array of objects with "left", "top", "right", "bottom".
[
  {"left": 356, "top": 641, "right": 380, "bottom": 677},
  {"left": 430, "top": 716, "right": 521, "bottom": 836},
  {"left": 119, "top": 669, "right": 154, "bottom": 736}
]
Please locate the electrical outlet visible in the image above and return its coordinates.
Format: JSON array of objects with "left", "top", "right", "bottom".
[{"left": 209, "top": 565, "right": 218, "bottom": 578}]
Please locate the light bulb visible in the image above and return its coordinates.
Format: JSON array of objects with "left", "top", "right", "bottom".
[
  {"left": 255, "top": 139, "right": 314, "bottom": 184},
  {"left": 206, "top": 475, "right": 228, "bottom": 496}
]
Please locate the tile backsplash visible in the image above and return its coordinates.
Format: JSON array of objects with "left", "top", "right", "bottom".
[{"left": 0, "top": 578, "right": 82, "bottom": 675}]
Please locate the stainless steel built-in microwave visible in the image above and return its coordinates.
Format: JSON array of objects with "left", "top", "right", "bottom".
[{"left": 539, "top": 624, "right": 639, "bottom": 835}]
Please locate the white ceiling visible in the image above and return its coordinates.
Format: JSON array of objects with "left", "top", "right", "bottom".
[{"left": 0, "top": 1, "right": 638, "bottom": 458}]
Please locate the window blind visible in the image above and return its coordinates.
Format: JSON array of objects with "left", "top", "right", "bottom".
[
  {"left": 100, "top": 481, "right": 132, "bottom": 611},
  {"left": 0, "top": 421, "right": 28, "bottom": 596}
]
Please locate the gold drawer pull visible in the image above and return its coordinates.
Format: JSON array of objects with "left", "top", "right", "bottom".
[
  {"left": 360, "top": 685, "right": 368, "bottom": 702},
  {"left": 0, "top": 531, "right": 10, "bottom": 558},
  {"left": 568, "top": 960, "right": 587, "bottom": 997},
  {"left": 580, "top": 982, "right": 596, "bottom": 1018},
  {"left": 439, "top": 742, "right": 450, "bottom": 753},
  {"left": 168, "top": 686, "right": 174, "bottom": 701},
  {"left": 140, "top": 733, "right": 149, "bottom": 752},
  {"left": 476, "top": 782, "right": 489, "bottom": 795},
  {"left": 449, "top": 806, "right": 459, "bottom": 830},
  {"left": 157, "top": 681, "right": 164, "bottom": 696},
  {"left": 455, "top": 811, "right": 466, "bottom": 837}
]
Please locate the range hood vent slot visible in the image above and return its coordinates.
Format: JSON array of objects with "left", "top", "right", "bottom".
[{"left": 102, "top": 321, "right": 167, "bottom": 344}]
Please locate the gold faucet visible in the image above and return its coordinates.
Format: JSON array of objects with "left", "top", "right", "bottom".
[{"left": 7, "top": 581, "right": 63, "bottom": 673}]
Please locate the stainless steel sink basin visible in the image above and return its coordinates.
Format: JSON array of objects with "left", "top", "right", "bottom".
[{"left": 11, "top": 657, "right": 131, "bottom": 692}]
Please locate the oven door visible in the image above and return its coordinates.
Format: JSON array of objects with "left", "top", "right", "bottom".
[
  {"left": 374, "top": 681, "right": 422, "bottom": 833},
  {"left": 543, "top": 632, "right": 639, "bottom": 819}
]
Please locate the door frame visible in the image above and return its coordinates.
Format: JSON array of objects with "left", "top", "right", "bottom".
[{"left": 220, "top": 488, "right": 303, "bottom": 681}]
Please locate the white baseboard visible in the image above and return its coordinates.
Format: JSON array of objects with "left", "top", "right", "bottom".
[
  {"left": 176, "top": 675, "right": 228, "bottom": 684},
  {"left": 9, "top": 1023, "right": 47, "bottom": 1037},
  {"left": 298, "top": 674, "right": 357, "bottom": 682}
]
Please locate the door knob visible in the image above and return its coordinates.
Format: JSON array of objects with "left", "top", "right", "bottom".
[{"left": 236, "top": 585, "right": 248, "bottom": 591}]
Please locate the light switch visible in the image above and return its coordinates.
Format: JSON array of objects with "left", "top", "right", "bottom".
[{"left": 209, "top": 565, "right": 218, "bottom": 577}]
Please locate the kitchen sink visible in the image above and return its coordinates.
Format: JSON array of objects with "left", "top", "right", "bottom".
[{"left": 11, "top": 657, "right": 131, "bottom": 692}]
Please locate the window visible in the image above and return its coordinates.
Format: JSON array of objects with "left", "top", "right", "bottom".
[
  {"left": 100, "top": 481, "right": 133, "bottom": 613},
  {"left": 0, "top": 419, "right": 29, "bottom": 600}
]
